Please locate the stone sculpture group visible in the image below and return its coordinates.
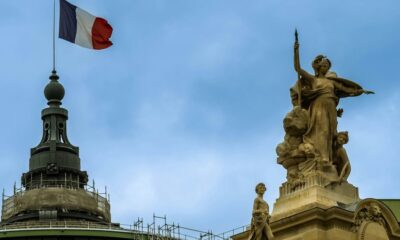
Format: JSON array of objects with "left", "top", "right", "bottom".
[
  {"left": 248, "top": 32, "right": 374, "bottom": 240},
  {"left": 276, "top": 33, "right": 374, "bottom": 187}
]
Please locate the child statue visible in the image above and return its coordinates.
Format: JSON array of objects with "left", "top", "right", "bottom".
[{"left": 333, "top": 131, "right": 351, "bottom": 183}]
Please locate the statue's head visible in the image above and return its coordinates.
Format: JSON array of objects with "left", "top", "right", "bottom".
[
  {"left": 299, "top": 142, "right": 315, "bottom": 156},
  {"left": 312, "top": 55, "right": 331, "bottom": 76},
  {"left": 255, "top": 182, "right": 266, "bottom": 194},
  {"left": 336, "top": 131, "right": 349, "bottom": 145},
  {"left": 368, "top": 203, "right": 382, "bottom": 217}
]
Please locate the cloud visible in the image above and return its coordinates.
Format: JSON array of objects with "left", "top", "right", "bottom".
[
  {"left": 112, "top": 154, "right": 224, "bottom": 216},
  {"left": 1, "top": 0, "right": 400, "bottom": 234}
]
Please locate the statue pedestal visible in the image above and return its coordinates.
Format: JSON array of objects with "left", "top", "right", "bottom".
[
  {"left": 231, "top": 172, "right": 399, "bottom": 240},
  {"left": 271, "top": 174, "right": 359, "bottom": 222},
  {"left": 231, "top": 177, "right": 398, "bottom": 240},
  {"left": 268, "top": 173, "right": 361, "bottom": 240}
]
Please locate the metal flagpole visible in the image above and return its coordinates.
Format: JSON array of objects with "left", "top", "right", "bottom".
[{"left": 53, "top": 0, "right": 56, "bottom": 72}]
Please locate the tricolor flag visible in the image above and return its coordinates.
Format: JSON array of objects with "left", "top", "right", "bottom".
[{"left": 59, "top": 0, "right": 113, "bottom": 50}]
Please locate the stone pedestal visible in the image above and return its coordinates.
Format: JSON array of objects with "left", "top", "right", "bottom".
[
  {"left": 266, "top": 173, "right": 360, "bottom": 240},
  {"left": 232, "top": 174, "right": 400, "bottom": 240},
  {"left": 271, "top": 174, "right": 359, "bottom": 222},
  {"left": 231, "top": 177, "right": 400, "bottom": 240}
]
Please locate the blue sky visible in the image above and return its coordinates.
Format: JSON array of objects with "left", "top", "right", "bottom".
[{"left": 1, "top": 0, "right": 400, "bottom": 234}]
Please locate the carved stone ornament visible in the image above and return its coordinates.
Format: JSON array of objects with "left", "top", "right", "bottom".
[{"left": 353, "top": 202, "right": 387, "bottom": 233}]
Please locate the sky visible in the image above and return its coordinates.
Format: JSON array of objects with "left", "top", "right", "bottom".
[{"left": 0, "top": 0, "right": 400, "bottom": 235}]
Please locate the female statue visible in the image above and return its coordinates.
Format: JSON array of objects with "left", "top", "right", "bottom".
[
  {"left": 293, "top": 41, "right": 374, "bottom": 163},
  {"left": 248, "top": 183, "right": 274, "bottom": 240}
]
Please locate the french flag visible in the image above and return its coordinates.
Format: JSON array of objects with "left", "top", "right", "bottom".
[{"left": 59, "top": 0, "right": 113, "bottom": 50}]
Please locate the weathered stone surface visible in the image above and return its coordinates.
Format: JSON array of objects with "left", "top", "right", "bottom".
[
  {"left": 2, "top": 187, "right": 110, "bottom": 222},
  {"left": 271, "top": 177, "right": 359, "bottom": 222},
  {"left": 233, "top": 199, "right": 400, "bottom": 240}
]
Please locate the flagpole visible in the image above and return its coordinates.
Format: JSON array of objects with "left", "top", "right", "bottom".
[{"left": 53, "top": 0, "right": 56, "bottom": 72}]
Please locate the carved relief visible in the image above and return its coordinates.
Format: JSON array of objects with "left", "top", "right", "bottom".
[
  {"left": 353, "top": 203, "right": 387, "bottom": 233},
  {"left": 46, "top": 163, "right": 59, "bottom": 175},
  {"left": 276, "top": 107, "right": 308, "bottom": 184}
]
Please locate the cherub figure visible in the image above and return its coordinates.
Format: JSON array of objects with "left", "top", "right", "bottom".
[
  {"left": 333, "top": 131, "right": 351, "bottom": 183},
  {"left": 299, "top": 142, "right": 316, "bottom": 158}
]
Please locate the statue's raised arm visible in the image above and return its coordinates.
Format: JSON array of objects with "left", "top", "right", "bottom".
[{"left": 293, "top": 33, "right": 314, "bottom": 87}]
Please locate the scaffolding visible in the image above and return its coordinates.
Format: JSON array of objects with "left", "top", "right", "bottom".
[
  {"left": 129, "top": 214, "right": 249, "bottom": 240},
  {"left": 1, "top": 179, "right": 110, "bottom": 222},
  {"left": 0, "top": 213, "right": 249, "bottom": 240},
  {"left": 1, "top": 182, "right": 248, "bottom": 240}
]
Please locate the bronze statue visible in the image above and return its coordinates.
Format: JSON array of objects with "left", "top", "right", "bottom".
[
  {"left": 276, "top": 30, "right": 374, "bottom": 186},
  {"left": 248, "top": 183, "right": 274, "bottom": 240}
]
